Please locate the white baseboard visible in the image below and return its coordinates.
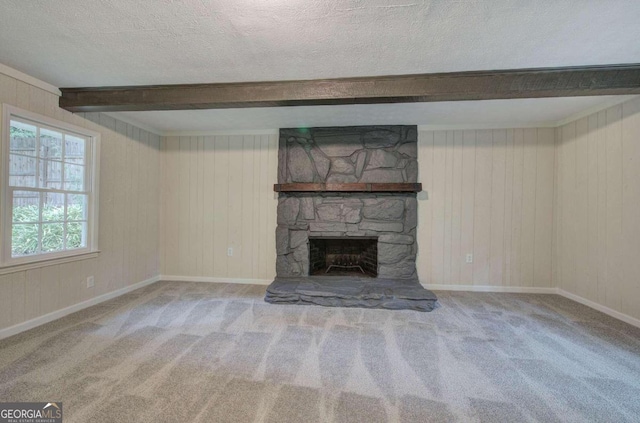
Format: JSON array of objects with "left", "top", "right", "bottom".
[
  {"left": 424, "top": 283, "right": 640, "bottom": 329},
  {"left": 424, "top": 284, "right": 558, "bottom": 294},
  {"left": 160, "top": 275, "right": 272, "bottom": 285},
  {"left": 0, "top": 275, "right": 161, "bottom": 341},
  {"left": 557, "top": 289, "right": 640, "bottom": 329}
]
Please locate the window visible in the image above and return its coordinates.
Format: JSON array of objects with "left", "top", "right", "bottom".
[{"left": 1, "top": 105, "right": 100, "bottom": 268}]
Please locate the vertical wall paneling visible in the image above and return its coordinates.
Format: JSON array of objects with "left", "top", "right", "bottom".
[
  {"left": 0, "top": 71, "right": 162, "bottom": 333},
  {"left": 472, "top": 130, "right": 493, "bottom": 286},
  {"left": 555, "top": 96, "right": 640, "bottom": 321},
  {"left": 161, "top": 133, "right": 278, "bottom": 282},
  {"left": 418, "top": 127, "right": 555, "bottom": 290}
]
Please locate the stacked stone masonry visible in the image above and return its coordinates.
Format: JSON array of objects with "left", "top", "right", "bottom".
[{"left": 276, "top": 126, "right": 419, "bottom": 279}]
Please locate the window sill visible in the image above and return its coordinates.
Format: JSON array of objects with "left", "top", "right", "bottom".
[{"left": 0, "top": 251, "right": 100, "bottom": 275}]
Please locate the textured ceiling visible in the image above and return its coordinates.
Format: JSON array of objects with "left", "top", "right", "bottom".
[
  {"left": 113, "top": 96, "right": 636, "bottom": 133},
  {"left": 2, "top": 1, "right": 638, "bottom": 132},
  {"left": 1, "top": 0, "right": 639, "bottom": 87}
]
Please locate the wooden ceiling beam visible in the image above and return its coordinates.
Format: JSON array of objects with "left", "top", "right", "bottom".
[{"left": 59, "top": 64, "right": 640, "bottom": 112}]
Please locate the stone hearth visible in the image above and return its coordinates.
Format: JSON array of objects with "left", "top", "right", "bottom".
[
  {"left": 266, "top": 277, "right": 438, "bottom": 312},
  {"left": 267, "top": 125, "right": 437, "bottom": 311}
]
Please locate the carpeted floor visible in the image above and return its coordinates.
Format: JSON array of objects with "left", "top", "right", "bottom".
[{"left": 1, "top": 281, "right": 639, "bottom": 423}]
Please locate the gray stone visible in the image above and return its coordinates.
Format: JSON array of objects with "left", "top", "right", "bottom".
[
  {"left": 397, "top": 142, "right": 418, "bottom": 158},
  {"left": 355, "top": 150, "right": 367, "bottom": 179},
  {"left": 315, "top": 134, "right": 362, "bottom": 157},
  {"left": 276, "top": 255, "right": 302, "bottom": 276},
  {"left": 331, "top": 157, "right": 355, "bottom": 174},
  {"left": 326, "top": 174, "right": 358, "bottom": 183},
  {"left": 378, "top": 259, "right": 417, "bottom": 279},
  {"left": 378, "top": 234, "right": 414, "bottom": 244},
  {"left": 316, "top": 203, "right": 341, "bottom": 221},
  {"left": 290, "top": 231, "right": 308, "bottom": 249},
  {"left": 315, "top": 202, "right": 361, "bottom": 223},
  {"left": 362, "top": 199, "right": 405, "bottom": 220},
  {"left": 277, "top": 197, "right": 300, "bottom": 225},
  {"left": 360, "top": 169, "right": 404, "bottom": 183},
  {"left": 288, "top": 144, "right": 314, "bottom": 182},
  {"left": 406, "top": 127, "right": 418, "bottom": 142},
  {"left": 293, "top": 243, "right": 309, "bottom": 262},
  {"left": 310, "top": 222, "right": 347, "bottom": 232},
  {"left": 378, "top": 243, "right": 411, "bottom": 264},
  {"left": 359, "top": 221, "right": 403, "bottom": 232},
  {"left": 300, "top": 197, "right": 315, "bottom": 220},
  {"left": 405, "top": 161, "right": 418, "bottom": 182},
  {"left": 346, "top": 224, "right": 360, "bottom": 232},
  {"left": 276, "top": 227, "right": 289, "bottom": 255},
  {"left": 405, "top": 198, "right": 418, "bottom": 230},
  {"left": 309, "top": 147, "right": 330, "bottom": 180},
  {"left": 363, "top": 130, "right": 400, "bottom": 148},
  {"left": 319, "top": 232, "right": 345, "bottom": 237},
  {"left": 265, "top": 277, "right": 438, "bottom": 312},
  {"left": 280, "top": 128, "right": 312, "bottom": 140},
  {"left": 397, "top": 158, "right": 408, "bottom": 169},
  {"left": 366, "top": 149, "right": 398, "bottom": 169}
]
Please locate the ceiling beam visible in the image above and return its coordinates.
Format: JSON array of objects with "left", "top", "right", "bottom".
[{"left": 59, "top": 64, "right": 640, "bottom": 112}]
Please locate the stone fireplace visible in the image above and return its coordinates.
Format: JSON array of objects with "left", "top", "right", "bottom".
[{"left": 265, "top": 125, "right": 437, "bottom": 311}]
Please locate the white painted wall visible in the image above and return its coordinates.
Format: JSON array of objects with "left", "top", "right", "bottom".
[
  {"left": 554, "top": 96, "right": 640, "bottom": 321},
  {"left": 416, "top": 128, "right": 556, "bottom": 290},
  {"left": 0, "top": 72, "right": 161, "bottom": 334},
  {"left": 160, "top": 135, "right": 278, "bottom": 283}
]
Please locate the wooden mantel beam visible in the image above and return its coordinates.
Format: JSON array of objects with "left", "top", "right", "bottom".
[{"left": 59, "top": 64, "right": 640, "bottom": 112}]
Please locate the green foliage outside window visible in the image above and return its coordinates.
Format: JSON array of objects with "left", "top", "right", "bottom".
[{"left": 12, "top": 204, "right": 84, "bottom": 256}]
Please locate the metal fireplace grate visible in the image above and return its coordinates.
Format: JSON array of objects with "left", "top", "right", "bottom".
[{"left": 309, "top": 237, "right": 377, "bottom": 277}]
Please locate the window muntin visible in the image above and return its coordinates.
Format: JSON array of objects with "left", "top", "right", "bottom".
[{"left": 2, "top": 106, "right": 99, "bottom": 267}]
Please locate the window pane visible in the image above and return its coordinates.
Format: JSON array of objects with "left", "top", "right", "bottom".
[
  {"left": 40, "top": 128, "right": 63, "bottom": 159},
  {"left": 41, "top": 223, "right": 64, "bottom": 252},
  {"left": 43, "top": 192, "right": 65, "bottom": 222},
  {"left": 65, "top": 134, "right": 85, "bottom": 165},
  {"left": 64, "top": 163, "right": 84, "bottom": 191},
  {"left": 66, "top": 222, "right": 86, "bottom": 249},
  {"left": 12, "top": 191, "right": 40, "bottom": 223},
  {"left": 10, "top": 120, "right": 36, "bottom": 157},
  {"left": 12, "top": 223, "right": 39, "bottom": 257},
  {"left": 39, "top": 159, "right": 62, "bottom": 189},
  {"left": 66, "top": 193, "right": 87, "bottom": 221},
  {"left": 9, "top": 154, "right": 37, "bottom": 187}
]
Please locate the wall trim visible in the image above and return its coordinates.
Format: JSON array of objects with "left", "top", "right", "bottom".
[
  {"left": 554, "top": 95, "right": 639, "bottom": 127},
  {"left": 557, "top": 289, "right": 640, "bottom": 329},
  {"left": 102, "top": 112, "right": 165, "bottom": 137},
  {"left": 163, "top": 129, "right": 279, "bottom": 137},
  {"left": 418, "top": 122, "right": 557, "bottom": 131},
  {"left": 425, "top": 284, "right": 640, "bottom": 328},
  {"left": 0, "top": 275, "right": 161, "bottom": 341},
  {"left": 0, "top": 63, "right": 61, "bottom": 97},
  {"left": 424, "top": 284, "right": 558, "bottom": 294},
  {"left": 160, "top": 274, "right": 271, "bottom": 285}
]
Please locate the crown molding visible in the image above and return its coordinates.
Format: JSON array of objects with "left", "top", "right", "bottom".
[
  {"left": 554, "top": 95, "right": 639, "bottom": 127},
  {"left": 101, "top": 112, "right": 165, "bottom": 136},
  {"left": 0, "top": 63, "right": 61, "bottom": 96}
]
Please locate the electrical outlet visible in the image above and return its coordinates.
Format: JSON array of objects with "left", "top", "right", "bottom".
[
  {"left": 227, "top": 247, "right": 233, "bottom": 257},
  {"left": 465, "top": 254, "right": 473, "bottom": 264},
  {"left": 86, "top": 276, "right": 95, "bottom": 288}
]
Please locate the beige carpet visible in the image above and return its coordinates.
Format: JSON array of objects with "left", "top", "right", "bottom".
[{"left": 0, "top": 281, "right": 639, "bottom": 423}]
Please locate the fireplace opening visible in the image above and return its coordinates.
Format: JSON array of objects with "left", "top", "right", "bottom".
[{"left": 309, "top": 237, "right": 378, "bottom": 277}]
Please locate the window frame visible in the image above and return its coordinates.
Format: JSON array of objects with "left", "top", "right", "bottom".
[{"left": 0, "top": 104, "right": 100, "bottom": 269}]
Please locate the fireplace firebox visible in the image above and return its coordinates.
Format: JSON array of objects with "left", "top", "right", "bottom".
[{"left": 309, "top": 237, "right": 377, "bottom": 277}]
